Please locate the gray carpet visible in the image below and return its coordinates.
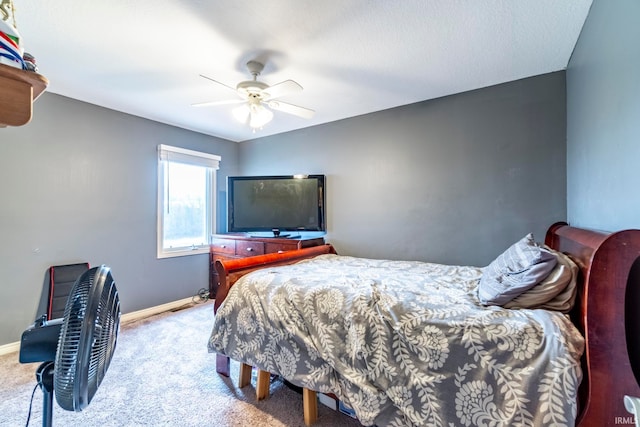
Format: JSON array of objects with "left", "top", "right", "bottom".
[{"left": 0, "top": 301, "right": 361, "bottom": 426}]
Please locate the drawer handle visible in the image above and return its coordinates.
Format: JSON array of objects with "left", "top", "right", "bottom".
[{"left": 246, "top": 247, "right": 254, "bottom": 252}]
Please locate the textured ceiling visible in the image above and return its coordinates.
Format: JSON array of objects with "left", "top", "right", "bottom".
[{"left": 15, "top": 1, "right": 592, "bottom": 142}]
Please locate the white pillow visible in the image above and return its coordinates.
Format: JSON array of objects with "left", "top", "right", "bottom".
[
  {"left": 478, "top": 233, "right": 557, "bottom": 306},
  {"left": 504, "top": 249, "right": 578, "bottom": 312}
]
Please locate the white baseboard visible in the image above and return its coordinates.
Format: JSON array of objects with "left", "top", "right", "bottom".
[
  {"left": 0, "top": 297, "right": 204, "bottom": 357},
  {"left": 0, "top": 341, "right": 20, "bottom": 356},
  {"left": 120, "top": 297, "right": 196, "bottom": 324}
]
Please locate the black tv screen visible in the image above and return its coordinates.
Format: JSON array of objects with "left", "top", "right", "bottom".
[{"left": 227, "top": 175, "right": 326, "bottom": 235}]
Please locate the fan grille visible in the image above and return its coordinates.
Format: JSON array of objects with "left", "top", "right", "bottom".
[{"left": 54, "top": 266, "right": 120, "bottom": 411}]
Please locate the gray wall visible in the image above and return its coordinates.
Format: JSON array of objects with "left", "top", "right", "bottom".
[
  {"left": 0, "top": 71, "right": 568, "bottom": 347},
  {"left": 567, "top": 0, "right": 640, "bottom": 231},
  {"left": 239, "top": 72, "right": 567, "bottom": 267},
  {"left": 0, "top": 93, "right": 238, "bottom": 345}
]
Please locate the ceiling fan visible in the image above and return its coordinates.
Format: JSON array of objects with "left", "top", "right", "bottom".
[{"left": 193, "top": 60, "right": 315, "bottom": 130}]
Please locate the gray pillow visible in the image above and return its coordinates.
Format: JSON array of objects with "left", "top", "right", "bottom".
[{"left": 478, "top": 233, "right": 558, "bottom": 306}]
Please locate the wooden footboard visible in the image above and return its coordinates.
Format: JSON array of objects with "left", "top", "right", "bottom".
[{"left": 213, "top": 243, "right": 336, "bottom": 376}]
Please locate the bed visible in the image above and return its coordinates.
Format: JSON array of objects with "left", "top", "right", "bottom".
[{"left": 208, "top": 222, "right": 640, "bottom": 426}]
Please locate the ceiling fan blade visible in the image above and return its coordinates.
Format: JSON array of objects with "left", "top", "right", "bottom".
[
  {"left": 199, "top": 74, "right": 239, "bottom": 94},
  {"left": 263, "top": 80, "right": 303, "bottom": 100},
  {"left": 191, "top": 99, "right": 244, "bottom": 107},
  {"left": 267, "top": 100, "right": 315, "bottom": 119}
]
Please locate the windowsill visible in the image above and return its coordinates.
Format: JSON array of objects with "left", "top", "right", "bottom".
[{"left": 157, "top": 247, "right": 209, "bottom": 259}]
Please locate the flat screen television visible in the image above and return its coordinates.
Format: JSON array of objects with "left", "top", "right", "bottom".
[{"left": 227, "top": 174, "right": 326, "bottom": 237}]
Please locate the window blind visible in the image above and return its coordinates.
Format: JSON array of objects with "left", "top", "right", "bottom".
[{"left": 158, "top": 144, "right": 220, "bottom": 169}]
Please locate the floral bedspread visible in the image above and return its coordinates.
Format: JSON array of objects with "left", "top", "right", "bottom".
[{"left": 208, "top": 254, "right": 584, "bottom": 427}]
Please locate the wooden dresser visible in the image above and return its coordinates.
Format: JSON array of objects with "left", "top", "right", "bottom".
[{"left": 209, "top": 234, "right": 325, "bottom": 298}]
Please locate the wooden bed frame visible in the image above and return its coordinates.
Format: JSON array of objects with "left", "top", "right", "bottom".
[{"left": 213, "top": 222, "right": 640, "bottom": 426}]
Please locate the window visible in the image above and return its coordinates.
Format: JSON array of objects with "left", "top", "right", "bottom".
[{"left": 157, "top": 145, "right": 221, "bottom": 258}]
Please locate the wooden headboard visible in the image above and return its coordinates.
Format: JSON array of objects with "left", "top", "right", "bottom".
[
  {"left": 213, "top": 223, "right": 640, "bottom": 425},
  {"left": 545, "top": 222, "right": 640, "bottom": 426}
]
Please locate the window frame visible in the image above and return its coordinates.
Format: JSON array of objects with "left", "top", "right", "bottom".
[{"left": 157, "top": 144, "right": 221, "bottom": 259}]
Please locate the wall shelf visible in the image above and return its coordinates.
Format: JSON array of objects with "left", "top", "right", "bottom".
[{"left": 0, "top": 63, "right": 48, "bottom": 127}]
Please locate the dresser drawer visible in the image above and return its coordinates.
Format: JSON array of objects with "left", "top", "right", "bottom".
[
  {"left": 265, "top": 242, "right": 299, "bottom": 254},
  {"left": 236, "top": 240, "right": 265, "bottom": 256},
  {"left": 210, "top": 238, "right": 236, "bottom": 255}
]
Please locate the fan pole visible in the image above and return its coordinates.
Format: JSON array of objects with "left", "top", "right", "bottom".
[{"left": 36, "top": 361, "right": 55, "bottom": 427}]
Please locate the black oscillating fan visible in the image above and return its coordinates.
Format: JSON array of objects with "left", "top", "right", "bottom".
[{"left": 19, "top": 265, "right": 121, "bottom": 426}]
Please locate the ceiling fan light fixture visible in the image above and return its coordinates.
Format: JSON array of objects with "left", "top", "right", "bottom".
[
  {"left": 249, "top": 104, "right": 273, "bottom": 129},
  {"left": 232, "top": 104, "right": 250, "bottom": 124},
  {"left": 232, "top": 101, "right": 273, "bottom": 130}
]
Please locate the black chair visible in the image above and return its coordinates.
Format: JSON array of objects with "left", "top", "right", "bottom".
[{"left": 45, "top": 263, "right": 90, "bottom": 320}]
